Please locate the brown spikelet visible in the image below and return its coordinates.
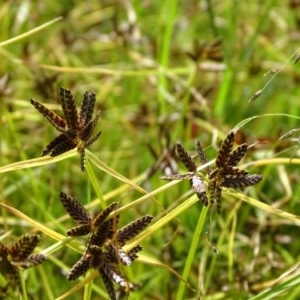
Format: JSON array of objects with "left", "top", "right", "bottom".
[
  {"left": 12, "top": 254, "right": 45, "bottom": 268},
  {"left": 117, "top": 215, "right": 153, "bottom": 245},
  {"left": 60, "top": 192, "right": 91, "bottom": 225},
  {"left": 227, "top": 143, "right": 248, "bottom": 166},
  {"left": 67, "top": 255, "right": 91, "bottom": 281},
  {"left": 197, "top": 192, "right": 208, "bottom": 206},
  {"left": 85, "top": 129, "right": 102, "bottom": 147},
  {"left": 10, "top": 234, "right": 41, "bottom": 262},
  {"left": 48, "top": 137, "right": 76, "bottom": 157},
  {"left": 0, "top": 243, "right": 15, "bottom": 275},
  {"left": 59, "top": 87, "right": 78, "bottom": 130},
  {"left": 222, "top": 174, "right": 263, "bottom": 188},
  {"left": 92, "top": 202, "right": 118, "bottom": 228},
  {"left": 41, "top": 134, "right": 70, "bottom": 156},
  {"left": 208, "top": 180, "right": 217, "bottom": 205},
  {"left": 27, "top": 253, "right": 45, "bottom": 266},
  {"left": 67, "top": 224, "right": 91, "bottom": 237},
  {"left": 215, "top": 132, "right": 234, "bottom": 168},
  {"left": 88, "top": 216, "right": 119, "bottom": 248},
  {"left": 79, "top": 91, "right": 96, "bottom": 125},
  {"left": 127, "top": 245, "right": 142, "bottom": 261},
  {"left": 108, "top": 215, "right": 121, "bottom": 239},
  {"left": 81, "top": 111, "right": 101, "bottom": 142},
  {"left": 100, "top": 269, "right": 116, "bottom": 300},
  {"left": 223, "top": 167, "right": 249, "bottom": 176},
  {"left": 30, "top": 98, "right": 66, "bottom": 132},
  {"left": 0, "top": 233, "right": 45, "bottom": 289},
  {"left": 176, "top": 143, "right": 197, "bottom": 172},
  {"left": 196, "top": 140, "right": 211, "bottom": 173},
  {"left": 215, "top": 186, "right": 222, "bottom": 214}
]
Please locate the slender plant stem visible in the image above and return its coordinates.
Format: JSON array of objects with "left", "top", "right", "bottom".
[
  {"left": 85, "top": 158, "right": 106, "bottom": 209},
  {"left": 83, "top": 271, "right": 93, "bottom": 300},
  {"left": 18, "top": 269, "right": 28, "bottom": 300},
  {"left": 176, "top": 205, "right": 209, "bottom": 300}
]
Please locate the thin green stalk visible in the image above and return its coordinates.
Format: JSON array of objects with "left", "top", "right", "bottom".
[
  {"left": 0, "top": 17, "right": 62, "bottom": 47},
  {"left": 83, "top": 272, "right": 93, "bottom": 300},
  {"left": 176, "top": 205, "right": 209, "bottom": 300},
  {"left": 38, "top": 265, "right": 54, "bottom": 300},
  {"left": 18, "top": 269, "right": 27, "bottom": 300},
  {"left": 227, "top": 209, "right": 237, "bottom": 283},
  {"left": 85, "top": 158, "right": 106, "bottom": 209}
]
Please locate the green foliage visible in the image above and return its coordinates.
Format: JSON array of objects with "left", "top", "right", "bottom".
[{"left": 1, "top": 1, "right": 300, "bottom": 299}]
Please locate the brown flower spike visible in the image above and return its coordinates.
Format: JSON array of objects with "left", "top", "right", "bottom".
[
  {"left": 60, "top": 192, "right": 153, "bottom": 300},
  {"left": 162, "top": 132, "right": 263, "bottom": 213},
  {"left": 0, "top": 233, "right": 45, "bottom": 289},
  {"left": 60, "top": 191, "right": 118, "bottom": 237},
  {"left": 30, "top": 87, "right": 101, "bottom": 171},
  {"left": 67, "top": 215, "right": 152, "bottom": 300}
]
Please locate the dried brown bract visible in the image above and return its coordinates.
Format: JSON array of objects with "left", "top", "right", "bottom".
[
  {"left": 0, "top": 233, "right": 45, "bottom": 289},
  {"left": 63, "top": 194, "right": 153, "bottom": 300},
  {"left": 30, "top": 87, "right": 101, "bottom": 171},
  {"left": 162, "top": 132, "right": 263, "bottom": 213}
]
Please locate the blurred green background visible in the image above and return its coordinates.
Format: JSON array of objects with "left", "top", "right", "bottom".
[{"left": 1, "top": 1, "right": 300, "bottom": 299}]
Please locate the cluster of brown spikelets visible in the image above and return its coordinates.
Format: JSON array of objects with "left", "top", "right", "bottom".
[
  {"left": 0, "top": 233, "right": 45, "bottom": 290},
  {"left": 30, "top": 87, "right": 101, "bottom": 171},
  {"left": 60, "top": 192, "right": 152, "bottom": 299},
  {"left": 162, "top": 132, "right": 263, "bottom": 213}
]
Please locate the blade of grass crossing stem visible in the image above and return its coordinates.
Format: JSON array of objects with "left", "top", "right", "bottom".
[{"left": 176, "top": 204, "right": 209, "bottom": 300}]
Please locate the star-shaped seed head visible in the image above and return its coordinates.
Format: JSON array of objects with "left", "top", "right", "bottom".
[
  {"left": 59, "top": 191, "right": 118, "bottom": 237},
  {"left": 30, "top": 87, "right": 101, "bottom": 171},
  {"left": 62, "top": 193, "right": 153, "bottom": 300},
  {"left": 162, "top": 132, "right": 263, "bottom": 213},
  {"left": 0, "top": 233, "right": 45, "bottom": 289}
]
